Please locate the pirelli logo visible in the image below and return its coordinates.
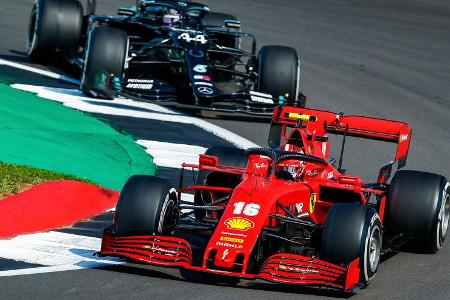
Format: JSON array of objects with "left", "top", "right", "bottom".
[{"left": 219, "top": 236, "right": 244, "bottom": 244}]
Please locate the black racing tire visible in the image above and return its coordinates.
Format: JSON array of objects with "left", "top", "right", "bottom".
[
  {"left": 257, "top": 45, "right": 300, "bottom": 104},
  {"left": 28, "top": 0, "right": 83, "bottom": 62},
  {"left": 114, "top": 175, "right": 178, "bottom": 237},
  {"left": 80, "top": 27, "right": 128, "bottom": 98},
  {"left": 386, "top": 170, "right": 449, "bottom": 253},
  {"left": 194, "top": 146, "right": 247, "bottom": 219},
  {"left": 202, "top": 146, "right": 248, "bottom": 168},
  {"left": 320, "top": 203, "right": 382, "bottom": 285}
]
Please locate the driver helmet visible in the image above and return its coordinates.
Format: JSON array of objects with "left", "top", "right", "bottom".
[
  {"left": 277, "top": 160, "right": 305, "bottom": 181},
  {"left": 163, "top": 11, "right": 181, "bottom": 26},
  {"left": 278, "top": 147, "right": 306, "bottom": 180}
]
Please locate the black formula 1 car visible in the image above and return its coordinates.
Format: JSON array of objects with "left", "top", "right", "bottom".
[{"left": 28, "top": 0, "right": 303, "bottom": 115}]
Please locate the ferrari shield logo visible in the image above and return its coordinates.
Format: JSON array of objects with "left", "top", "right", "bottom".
[{"left": 309, "top": 193, "right": 317, "bottom": 213}]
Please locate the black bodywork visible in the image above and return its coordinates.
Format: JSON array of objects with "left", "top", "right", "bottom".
[{"left": 70, "top": 0, "right": 302, "bottom": 115}]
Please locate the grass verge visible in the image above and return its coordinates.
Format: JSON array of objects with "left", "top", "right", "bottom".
[{"left": 0, "top": 161, "right": 90, "bottom": 199}]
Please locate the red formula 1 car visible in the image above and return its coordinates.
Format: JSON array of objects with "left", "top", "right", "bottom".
[{"left": 99, "top": 105, "right": 449, "bottom": 292}]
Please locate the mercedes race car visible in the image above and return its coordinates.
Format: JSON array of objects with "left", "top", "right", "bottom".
[
  {"left": 28, "top": 0, "right": 303, "bottom": 115},
  {"left": 98, "top": 104, "right": 449, "bottom": 292}
]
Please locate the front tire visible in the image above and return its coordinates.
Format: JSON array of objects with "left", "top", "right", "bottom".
[
  {"left": 320, "top": 203, "right": 382, "bottom": 284},
  {"left": 386, "top": 170, "right": 449, "bottom": 253},
  {"left": 194, "top": 146, "right": 247, "bottom": 219},
  {"left": 114, "top": 175, "right": 178, "bottom": 237},
  {"left": 28, "top": 0, "right": 83, "bottom": 62},
  {"left": 257, "top": 45, "right": 300, "bottom": 104},
  {"left": 81, "top": 27, "right": 129, "bottom": 98}
]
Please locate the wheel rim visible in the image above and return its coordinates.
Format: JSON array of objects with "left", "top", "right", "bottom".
[
  {"left": 158, "top": 189, "right": 178, "bottom": 234},
  {"left": 368, "top": 226, "right": 381, "bottom": 272},
  {"left": 162, "top": 198, "right": 178, "bottom": 234},
  {"left": 438, "top": 185, "right": 450, "bottom": 244}
]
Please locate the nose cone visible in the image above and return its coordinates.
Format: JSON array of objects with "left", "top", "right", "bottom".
[{"left": 203, "top": 176, "right": 313, "bottom": 273}]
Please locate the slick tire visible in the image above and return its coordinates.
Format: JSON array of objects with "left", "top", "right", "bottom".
[
  {"left": 81, "top": 27, "right": 128, "bottom": 98},
  {"left": 114, "top": 175, "right": 178, "bottom": 237},
  {"left": 257, "top": 45, "right": 300, "bottom": 104},
  {"left": 386, "top": 170, "right": 449, "bottom": 253},
  {"left": 320, "top": 203, "right": 382, "bottom": 285},
  {"left": 28, "top": 0, "right": 83, "bottom": 62},
  {"left": 194, "top": 146, "right": 247, "bottom": 219}
]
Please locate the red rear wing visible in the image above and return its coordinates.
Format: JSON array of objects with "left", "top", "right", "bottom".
[{"left": 271, "top": 106, "right": 412, "bottom": 167}]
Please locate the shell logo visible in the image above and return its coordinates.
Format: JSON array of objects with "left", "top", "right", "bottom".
[{"left": 224, "top": 217, "right": 254, "bottom": 231}]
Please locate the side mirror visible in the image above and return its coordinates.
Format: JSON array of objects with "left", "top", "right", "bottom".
[
  {"left": 224, "top": 19, "right": 241, "bottom": 29},
  {"left": 117, "top": 7, "right": 136, "bottom": 17},
  {"left": 268, "top": 123, "right": 282, "bottom": 149},
  {"left": 377, "top": 161, "right": 394, "bottom": 184},
  {"left": 199, "top": 154, "right": 219, "bottom": 167}
]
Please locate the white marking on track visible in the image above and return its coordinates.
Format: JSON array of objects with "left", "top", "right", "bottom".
[
  {"left": 11, "top": 84, "right": 258, "bottom": 149},
  {"left": 137, "top": 140, "right": 206, "bottom": 169},
  {"left": 0, "top": 58, "right": 80, "bottom": 85},
  {"left": 0, "top": 231, "right": 121, "bottom": 277}
]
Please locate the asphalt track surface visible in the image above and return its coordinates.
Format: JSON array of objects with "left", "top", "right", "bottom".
[{"left": 0, "top": 0, "right": 449, "bottom": 299}]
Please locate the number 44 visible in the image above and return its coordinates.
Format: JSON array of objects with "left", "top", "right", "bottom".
[
  {"left": 178, "top": 33, "right": 208, "bottom": 44},
  {"left": 233, "top": 202, "right": 260, "bottom": 216}
]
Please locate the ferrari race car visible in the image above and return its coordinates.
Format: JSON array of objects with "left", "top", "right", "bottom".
[
  {"left": 27, "top": 0, "right": 303, "bottom": 115},
  {"left": 98, "top": 104, "right": 449, "bottom": 292}
]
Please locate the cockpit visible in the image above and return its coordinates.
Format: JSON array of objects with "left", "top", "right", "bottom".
[{"left": 136, "top": 1, "right": 209, "bottom": 28}]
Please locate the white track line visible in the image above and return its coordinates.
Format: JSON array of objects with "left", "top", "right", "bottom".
[
  {"left": 0, "top": 193, "right": 195, "bottom": 276},
  {"left": 11, "top": 84, "right": 258, "bottom": 149},
  {"left": 0, "top": 231, "right": 121, "bottom": 277},
  {"left": 0, "top": 58, "right": 258, "bottom": 148},
  {"left": 0, "top": 58, "right": 80, "bottom": 85},
  {"left": 137, "top": 140, "right": 206, "bottom": 169}
]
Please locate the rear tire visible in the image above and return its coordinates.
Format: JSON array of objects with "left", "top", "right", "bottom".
[
  {"left": 320, "top": 203, "right": 382, "bottom": 284},
  {"left": 28, "top": 0, "right": 83, "bottom": 62},
  {"left": 257, "top": 46, "right": 300, "bottom": 105},
  {"left": 114, "top": 175, "right": 178, "bottom": 237},
  {"left": 386, "top": 170, "right": 449, "bottom": 253},
  {"left": 81, "top": 27, "right": 128, "bottom": 98}
]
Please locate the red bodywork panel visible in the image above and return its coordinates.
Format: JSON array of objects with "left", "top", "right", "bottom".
[
  {"left": 270, "top": 106, "right": 412, "bottom": 166},
  {"left": 100, "top": 105, "right": 411, "bottom": 291}
]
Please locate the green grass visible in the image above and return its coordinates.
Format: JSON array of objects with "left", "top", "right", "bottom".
[{"left": 0, "top": 161, "right": 91, "bottom": 199}]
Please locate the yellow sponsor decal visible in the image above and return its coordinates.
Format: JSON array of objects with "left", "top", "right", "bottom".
[
  {"left": 309, "top": 193, "right": 317, "bottom": 213},
  {"left": 220, "top": 236, "right": 244, "bottom": 244},
  {"left": 225, "top": 217, "right": 254, "bottom": 231}
]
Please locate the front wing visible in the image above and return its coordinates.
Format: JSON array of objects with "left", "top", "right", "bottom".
[{"left": 99, "top": 231, "right": 361, "bottom": 292}]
